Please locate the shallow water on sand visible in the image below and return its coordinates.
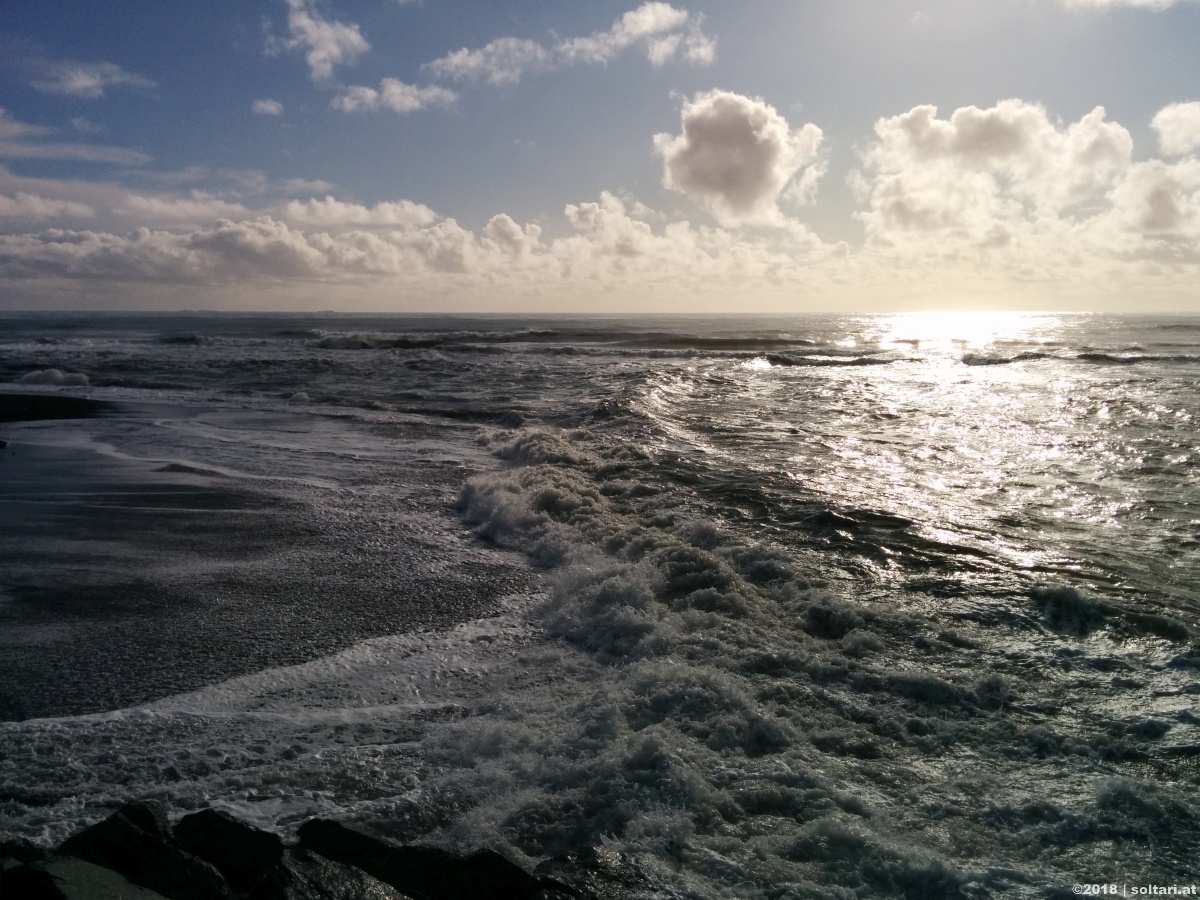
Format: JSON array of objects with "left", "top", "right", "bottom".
[{"left": 1, "top": 312, "right": 1198, "bottom": 897}]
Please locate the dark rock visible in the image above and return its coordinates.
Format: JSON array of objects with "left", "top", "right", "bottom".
[
  {"left": 253, "top": 848, "right": 414, "bottom": 900},
  {"left": 3, "top": 855, "right": 172, "bottom": 899},
  {"left": 535, "top": 847, "right": 653, "bottom": 900},
  {"left": 297, "top": 818, "right": 543, "bottom": 900},
  {"left": 57, "top": 801, "right": 230, "bottom": 900},
  {"left": 175, "top": 808, "right": 284, "bottom": 893},
  {"left": 3, "top": 855, "right": 26, "bottom": 892},
  {"left": 1, "top": 836, "right": 50, "bottom": 864}
]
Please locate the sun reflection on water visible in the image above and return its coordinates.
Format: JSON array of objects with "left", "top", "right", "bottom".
[{"left": 872, "top": 310, "right": 1065, "bottom": 350}]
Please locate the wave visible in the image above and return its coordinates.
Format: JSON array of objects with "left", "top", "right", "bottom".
[
  {"left": 613, "top": 333, "right": 818, "bottom": 352},
  {"left": 442, "top": 426, "right": 1200, "bottom": 893},
  {"left": 766, "top": 353, "right": 895, "bottom": 367},
  {"left": 316, "top": 334, "right": 443, "bottom": 350},
  {"left": 309, "top": 329, "right": 840, "bottom": 356},
  {"left": 1075, "top": 352, "right": 1200, "bottom": 365},
  {"left": 14, "top": 367, "right": 90, "bottom": 386},
  {"left": 961, "top": 351, "right": 1050, "bottom": 366},
  {"left": 960, "top": 350, "right": 1200, "bottom": 367}
]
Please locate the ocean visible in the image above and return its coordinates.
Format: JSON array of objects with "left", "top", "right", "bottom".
[{"left": 1, "top": 311, "right": 1197, "bottom": 897}]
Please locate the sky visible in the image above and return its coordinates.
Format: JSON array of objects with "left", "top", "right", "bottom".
[{"left": 1, "top": 0, "right": 1199, "bottom": 313}]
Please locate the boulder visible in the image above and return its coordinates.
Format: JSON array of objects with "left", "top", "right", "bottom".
[
  {"left": 1, "top": 836, "right": 49, "bottom": 864},
  {"left": 2, "top": 855, "right": 172, "bottom": 900},
  {"left": 296, "top": 818, "right": 546, "bottom": 900},
  {"left": 174, "top": 808, "right": 284, "bottom": 894},
  {"left": 535, "top": 847, "right": 652, "bottom": 900},
  {"left": 254, "top": 848, "right": 415, "bottom": 900},
  {"left": 57, "top": 801, "right": 229, "bottom": 900}
]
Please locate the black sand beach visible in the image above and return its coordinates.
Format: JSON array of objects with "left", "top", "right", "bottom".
[
  {"left": 0, "top": 392, "right": 532, "bottom": 721},
  {"left": 0, "top": 393, "right": 115, "bottom": 425}
]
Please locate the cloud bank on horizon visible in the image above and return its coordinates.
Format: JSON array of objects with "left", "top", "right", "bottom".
[{"left": 0, "top": 0, "right": 1198, "bottom": 312}]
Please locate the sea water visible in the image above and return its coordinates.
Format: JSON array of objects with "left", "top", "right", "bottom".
[{"left": 0, "top": 311, "right": 1198, "bottom": 897}]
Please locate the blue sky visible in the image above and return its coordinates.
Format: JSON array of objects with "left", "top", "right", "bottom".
[{"left": 2, "top": 0, "right": 1199, "bottom": 312}]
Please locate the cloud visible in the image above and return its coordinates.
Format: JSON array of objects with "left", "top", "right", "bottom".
[
  {"left": 277, "top": 0, "right": 370, "bottom": 82},
  {"left": 424, "top": 38, "right": 551, "bottom": 87},
  {"left": 70, "top": 117, "right": 106, "bottom": 134},
  {"left": 849, "top": 98, "right": 1200, "bottom": 279},
  {"left": 331, "top": 79, "right": 456, "bottom": 114},
  {"left": 424, "top": 2, "right": 714, "bottom": 86},
  {"left": 0, "top": 189, "right": 833, "bottom": 300},
  {"left": 483, "top": 213, "right": 543, "bottom": 260},
  {"left": 28, "top": 61, "right": 155, "bottom": 98},
  {"left": 557, "top": 2, "right": 688, "bottom": 64},
  {"left": 0, "top": 110, "right": 47, "bottom": 141},
  {"left": 0, "top": 192, "right": 95, "bottom": 221},
  {"left": 119, "top": 192, "right": 252, "bottom": 223},
  {"left": 252, "top": 98, "right": 285, "bottom": 116},
  {"left": 1099, "top": 158, "right": 1200, "bottom": 263},
  {"left": 0, "top": 108, "right": 151, "bottom": 166},
  {"left": 0, "top": 142, "right": 150, "bottom": 165},
  {"left": 653, "top": 90, "right": 823, "bottom": 224},
  {"left": 0, "top": 112, "right": 151, "bottom": 166},
  {"left": 0, "top": 215, "right": 483, "bottom": 283},
  {"left": 281, "top": 196, "right": 438, "bottom": 227},
  {"left": 855, "top": 101, "right": 1132, "bottom": 246},
  {"left": 1152, "top": 102, "right": 1200, "bottom": 156},
  {"left": 0, "top": 219, "right": 325, "bottom": 282}
]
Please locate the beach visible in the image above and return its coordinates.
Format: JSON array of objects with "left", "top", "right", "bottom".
[{"left": 0, "top": 392, "right": 532, "bottom": 720}]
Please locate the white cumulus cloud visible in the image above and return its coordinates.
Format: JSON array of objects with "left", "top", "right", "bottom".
[
  {"left": 653, "top": 90, "right": 823, "bottom": 224},
  {"left": 277, "top": 0, "right": 370, "bottom": 82},
  {"left": 281, "top": 196, "right": 438, "bottom": 227},
  {"left": 424, "top": 38, "right": 552, "bottom": 87},
  {"left": 1099, "top": 158, "right": 1200, "bottom": 262},
  {"left": 855, "top": 100, "right": 1132, "bottom": 246},
  {"left": 424, "top": 2, "right": 714, "bottom": 86},
  {"left": 1152, "top": 102, "right": 1200, "bottom": 156},
  {"left": 331, "top": 79, "right": 456, "bottom": 114}
]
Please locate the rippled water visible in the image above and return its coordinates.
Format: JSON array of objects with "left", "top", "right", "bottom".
[{"left": 1, "top": 311, "right": 1198, "bottom": 897}]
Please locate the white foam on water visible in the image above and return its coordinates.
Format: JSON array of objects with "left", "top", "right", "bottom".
[{"left": 0, "top": 424, "right": 1155, "bottom": 894}]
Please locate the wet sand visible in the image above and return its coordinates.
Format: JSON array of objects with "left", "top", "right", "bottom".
[
  {"left": 0, "top": 393, "right": 532, "bottom": 721},
  {"left": 0, "top": 393, "right": 114, "bottom": 424}
]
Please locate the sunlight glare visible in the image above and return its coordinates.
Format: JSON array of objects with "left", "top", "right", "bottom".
[{"left": 874, "top": 311, "right": 1062, "bottom": 350}]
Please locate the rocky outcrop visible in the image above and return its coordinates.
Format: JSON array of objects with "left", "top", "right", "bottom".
[
  {"left": 1, "top": 837, "right": 49, "bottom": 865},
  {"left": 534, "top": 847, "right": 652, "bottom": 900},
  {"left": 174, "top": 808, "right": 285, "bottom": 895},
  {"left": 257, "top": 849, "right": 414, "bottom": 900},
  {"left": 2, "top": 855, "right": 173, "bottom": 900},
  {"left": 296, "top": 819, "right": 561, "bottom": 900},
  {"left": 56, "top": 802, "right": 229, "bottom": 900},
  {"left": 1, "top": 802, "right": 653, "bottom": 900}
]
